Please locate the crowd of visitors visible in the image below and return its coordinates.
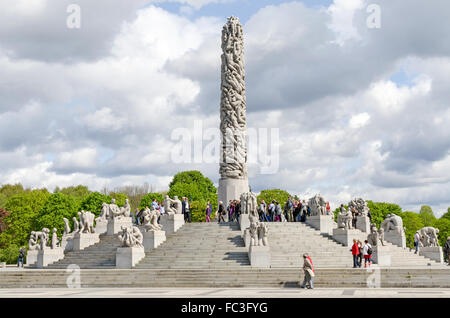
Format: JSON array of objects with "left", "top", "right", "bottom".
[{"left": 350, "top": 239, "right": 372, "bottom": 268}]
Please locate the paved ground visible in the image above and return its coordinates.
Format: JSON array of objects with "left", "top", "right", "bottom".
[{"left": 0, "top": 287, "right": 449, "bottom": 298}]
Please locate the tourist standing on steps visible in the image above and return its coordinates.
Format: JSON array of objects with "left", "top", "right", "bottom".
[
  {"left": 17, "top": 247, "right": 25, "bottom": 267},
  {"left": 444, "top": 237, "right": 450, "bottom": 265},
  {"left": 357, "top": 240, "right": 363, "bottom": 268},
  {"left": 326, "top": 201, "right": 330, "bottom": 215},
  {"left": 300, "top": 253, "right": 314, "bottom": 289},
  {"left": 294, "top": 202, "right": 301, "bottom": 222},
  {"left": 259, "top": 200, "right": 267, "bottom": 222},
  {"left": 217, "top": 201, "right": 226, "bottom": 223},
  {"left": 363, "top": 240, "right": 372, "bottom": 268},
  {"left": 414, "top": 231, "right": 421, "bottom": 254},
  {"left": 351, "top": 239, "right": 359, "bottom": 268},
  {"left": 205, "top": 201, "right": 212, "bottom": 223},
  {"left": 276, "top": 201, "right": 282, "bottom": 222},
  {"left": 268, "top": 200, "right": 275, "bottom": 222}
]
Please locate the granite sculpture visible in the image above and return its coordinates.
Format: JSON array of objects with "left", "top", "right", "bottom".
[
  {"left": 142, "top": 207, "right": 163, "bottom": 232},
  {"left": 217, "top": 16, "right": 249, "bottom": 206},
  {"left": 381, "top": 214, "right": 404, "bottom": 234},
  {"left": 62, "top": 218, "right": 71, "bottom": 235},
  {"left": 418, "top": 227, "right": 440, "bottom": 247},
  {"left": 348, "top": 198, "right": 369, "bottom": 216},
  {"left": 118, "top": 226, "right": 144, "bottom": 248},
  {"left": 308, "top": 194, "right": 327, "bottom": 216}
]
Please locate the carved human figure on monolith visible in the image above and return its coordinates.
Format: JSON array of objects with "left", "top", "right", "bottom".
[
  {"left": 419, "top": 227, "right": 440, "bottom": 247},
  {"left": 308, "top": 194, "right": 327, "bottom": 216},
  {"left": 63, "top": 218, "right": 71, "bottom": 235},
  {"left": 381, "top": 214, "right": 404, "bottom": 234}
]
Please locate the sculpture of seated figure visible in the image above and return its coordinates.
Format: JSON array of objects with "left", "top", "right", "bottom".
[
  {"left": 164, "top": 196, "right": 176, "bottom": 215},
  {"left": 96, "top": 203, "right": 109, "bottom": 222},
  {"left": 28, "top": 231, "right": 39, "bottom": 250},
  {"left": 108, "top": 199, "right": 121, "bottom": 220},
  {"left": 143, "top": 208, "right": 163, "bottom": 232},
  {"left": 118, "top": 226, "right": 144, "bottom": 248},
  {"left": 381, "top": 214, "right": 404, "bottom": 234}
]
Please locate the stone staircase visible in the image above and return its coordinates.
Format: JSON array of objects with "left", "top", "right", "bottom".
[
  {"left": 267, "top": 222, "right": 354, "bottom": 268},
  {"left": 135, "top": 222, "right": 250, "bottom": 269},
  {"left": 46, "top": 234, "right": 121, "bottom": 269},
  {"left": 302, "top": 222, "right": 444, "bottom": 267}
]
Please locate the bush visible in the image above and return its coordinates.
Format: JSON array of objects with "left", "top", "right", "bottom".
[
  {"left": 34, "top": 193, "right": 79, "bottom": 238},
  {"left": 0, "top": 190, "right": 50, "bottom": 249},
  {"left": 401, "top": 211, "right": 425, "bottom": 249},
  {"left": 433, "top": 218, "right": 450, "bottom": 247},
  {"left": 80, "top": 192, "right": 112, "bottom": 217},
  {"left": 0, "top": 244, "right": 20, "bottom": 264},
  {"left": 190, "top": 200, "right": 216, "bottom": 223},
  {"left": 257, "top": 189, "right": 291, "bottom": 207},
  {"left": 139, "top": 193, "right": 164, "bottom": 210}
]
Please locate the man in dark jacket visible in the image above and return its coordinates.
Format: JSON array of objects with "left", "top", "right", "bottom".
[{"left": 444, "top": 237, "right": 450, "bottom": 265}]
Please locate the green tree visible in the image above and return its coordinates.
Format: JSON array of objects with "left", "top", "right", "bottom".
[
  {"left": 108, "top": 192, "right": 128, "bottom": 207},
  {"left": 0, "top": 209, "right": 10, "bottom": 234},
  {"left": 400, "top": 211, "right": 425, "bottom": 248},
  {"left": 169, "top": 171, "right": 216, "bottom": 197},
  {"left": 419, "top": 205, "right": 436, "bottom": 226},
  {"left": 366, "top": 201, "right": 402, "bottom": 228},
  {"left": 55, "top": 185, "right": 91, "bottom": 208},
  {"left": 0, "top": 244, "right": 20, "bottom": 264},
  {"left": 0, "top": 190, "right": 50, "bottom": 248},
  {"left": 80, "top": 192, "right": 112, "bottom": 217},
  {"left": 257, "top": 189, "right": 291, "bottom": 207},
  {"left": 440, "top": 209, "right": 450, "bottom": 222},
  {"left": 0, "top": 193, "right": 7, "bottom": 209},
  {"left": 34, "top": 193, "right": 79, "bottom": 237},
  {"left": 0, "top": 184, "right": 27, "bottom": 198},
  {"left": 432, "top": 218, "right": 450, "bottom": 247},
  {"left": 139, "top": 193, "right": 165, "bottom": 210}
]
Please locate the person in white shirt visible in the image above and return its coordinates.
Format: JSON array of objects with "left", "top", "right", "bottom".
[
  {"left": 414, "top": 231, "right": 421, "bottom": 254},
  {"left": 362, "top": 240, "right": 372, "bottom": 268}
]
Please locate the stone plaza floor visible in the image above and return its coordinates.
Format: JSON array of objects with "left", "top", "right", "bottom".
[{"left": 0, "top": 287, "right": 449, "bottom": 298}]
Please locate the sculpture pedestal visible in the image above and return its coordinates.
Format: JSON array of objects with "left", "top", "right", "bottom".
[
  {"left": 356, "top": 216, "right": 371, "bottom": 233},
  {"left": 116, "top": 247, "right": 145, "bottom": 268},
  {"left": 332, "top": 228, "right": 363, "bottom": 247},
  {"left": 160, "top": 214, "right": 184, "bottom": 235},
  {"left": 36, "top": 248, "right": 65, "bottom": 268},
  {"left": 306, "top": 215, "right": 335, "bottom": 235},
  {"left": 384, "top": 231, "right": 406, "bottom": 249},
  {"left": 107, "top": 217, "right": 132, "bottom": 236},
  {"left": 95, "top": 219, "right": 108, "bottom": 235},
  {"left": 61, "top": 234, "right": 74, "bottom": 252},
  {"left": 249, "top": 245, "right": 270, "bottom": 268},
  {"left": 419, "top": 246, "right": 444, "bottom": 263},
  {"left": 217, "top": 178, "right": 249, "bottom": 212},
  {"left": 243, "top": 229, "right": 250, "bottom": 247},
  {"left": 372, "top": 245, "right": 392, "bottom": 266},
  {"left": 239, "top": 214, "right": 250, "bottom": 233},
  {"left": 73, "top": 233, "right": 100, "bottom": 251},
  {"left": 26, "top": 250, "right": 39, "bottom": 266},
  {"left": 143, "top": 231, "right": 166, "bottom": 252}
]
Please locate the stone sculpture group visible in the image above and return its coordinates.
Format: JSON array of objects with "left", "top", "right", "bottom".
[
  {"left": 164, "top": 195, "right": 182, "bottom": 215},
  {"left": 249, "top": 221, "right": 269, "bottom": 247},
  {"left": 418, "top": 227, "right": 440, "bottom": 247},
  {"left": 367, "top": 224, "right": 385, "bottom": 246},
  {"left": 308, "top": 194, "right": 327, "bottom": 216},
  {"left": 142, "top": 207, "right": 163, "bottom": 232},
  {"left": 118, "top": 226, "right": 144, "bottom": 248},
  {"left": 381, "top": 214, "right": 404, "bottom": 235}
]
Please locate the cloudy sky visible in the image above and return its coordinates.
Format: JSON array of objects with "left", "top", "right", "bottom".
[{"left": 1, "top": 0, "right": 449, "bottom": 216}]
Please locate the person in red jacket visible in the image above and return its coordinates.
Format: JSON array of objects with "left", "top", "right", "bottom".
[{"left": 351, "top": 239, "right": 360, "bottom": 268}]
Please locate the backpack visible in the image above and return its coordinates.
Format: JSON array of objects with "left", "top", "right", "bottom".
[{"left": 367, "top": 246, "right": 373, "bottom": 255}]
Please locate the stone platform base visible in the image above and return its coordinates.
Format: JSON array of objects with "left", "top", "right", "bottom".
[
  {"left": 243, "top": 228, "right": 250, "bottom": 247},
  {"left": 26, "top": 250, "right": 39, "bottom": 266},
  {"left": 384, "top": 231, "right": 406, "bottom": 249},
  {"left": 160, "top": 214, "right": 184, "bottom": 235},
  {"left": 73, "top": 233, "right": 100, "bottom": 251},
  {"left": 420, "top": 246, "right": 444, "bottom": 263},
  {"left": 116, "top": 247, "right": 145, "bottom": 269},
  {"left": 249, "top": 245, "right": 270, "bottom": 268},
  {"left": 356, "top": 216, "right": 370, "bottom": 233},
  {"left": 143, "top": 231, "right": 166, "bottom": 252},
  {"left": 61, "top": 234, "right": 74, "bottom": 252},
  {"left": 332, "top": 228, "right": 365, "bottom": 246},
  {"left": 217, "top": 178, "right": 249, "bottom": 211},
  {"left": 107, "top": 217, "right": 133, "bottom": 235},
  {"left": 36, "top": 248, "right": 65, "bottom": 268},
  {"left": 239, "top": 214, "right": 250, "bottom": 233},
  {"left": 372, "top": 245, "right": 392, "bottom": 266},
  {"left": 95, "top": 220, "right": 108, "bottom": 235},
  {"left": 306, "top": 215, "right": 335, "bottom": 235}
]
